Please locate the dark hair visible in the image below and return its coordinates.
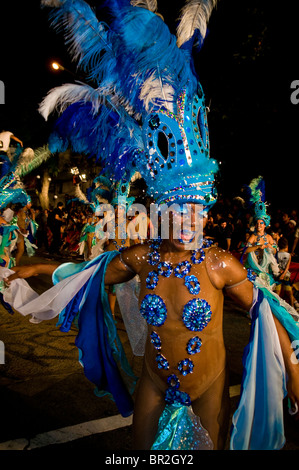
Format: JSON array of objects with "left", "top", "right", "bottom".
[{"left": 278, "top": 237, "right": 288, "bottom": 250}]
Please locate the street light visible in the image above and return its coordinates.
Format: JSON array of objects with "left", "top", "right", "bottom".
[
  {"left": 51, "top": 61, "right": 76, "bottom": 78},
  {"left": 51, "top": 62, "right": 62, "bottom": 71}
]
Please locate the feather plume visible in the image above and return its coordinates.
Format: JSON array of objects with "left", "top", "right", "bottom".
[
  {"left": 139, "top": 72, "right": 175, "bottom": 113},
  {"left": 41, "top": 0, "right": 63, "bottom": 7},
  {"left": 74, "top": 183, "right": 89, "bottom": 204},
  {"left": 15, "top": 145, "right": 52, "bottom": 178},
  {"left": 176, "top": 0, "right": 217, "bottom": 50},
  {"left": 39, "top": 83, "right": 104, "bottom": 120},
  {"left": 130, "top": 0, "right": 158, "bottom": 12},
  {"left": 43, "top": 0, "right": 197, "bottom": 117}
]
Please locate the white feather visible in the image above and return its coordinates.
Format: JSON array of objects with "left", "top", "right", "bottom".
[
  {"left": 38, "top": 83, "right": 102, "bottom": 120},
  {"left": 74, "top": 184, "right": 89, "bottom": 204},
  {"left": 130, "top": 0, "right": 158, "bottom": 12},
  {"left": 176, "top": 0, "right": 217, "bottom": 48},
  {"left": 41, "top": 0, "right": 63, "bottom": 7},
  {"left": 139, "top": 72, "right": 175, "bottom": 113}
]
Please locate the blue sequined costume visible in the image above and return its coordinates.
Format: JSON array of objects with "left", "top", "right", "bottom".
[
  {"left": 3, "top": 0, "right": 298, "bottom": 451},
  {"left": 1, "top": 249, "right": 299, "bottom": 449}
]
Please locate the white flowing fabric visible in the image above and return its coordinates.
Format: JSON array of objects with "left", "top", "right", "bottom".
[
  {"left": 230, "top": 287, "right": 287, "bottom": 450},
  {"left": 0, "top": 265, "right": 99, "bottom": 323},
  {"left": 115, "top": 276, "right": 147, "bottom": 356}
]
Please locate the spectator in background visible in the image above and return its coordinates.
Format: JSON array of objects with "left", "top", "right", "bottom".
[
  {"left": 274, "top": 237, "right": 298, "bottom": 310},
  {"left": 213, "top": 218, "right": 233, "bottom": 251},
  {"left": 280, "top": 212, "right": 292, "bottom": 238},
  {"left": 49, "top": 202, "right": 65, "bottom": 255},
  {"left": 35, "top": 207, "right": 50, "bottom": 253},
  {"left": 287, "top": 220, "right": 299, "bottom": 260}
]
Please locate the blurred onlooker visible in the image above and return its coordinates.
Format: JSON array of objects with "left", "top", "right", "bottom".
[
  {"left": 274, "top": 237, "right": 298, "bottom": 310},
  {"left": 213, "top": 218, "right": 233, "bottom": 251}
]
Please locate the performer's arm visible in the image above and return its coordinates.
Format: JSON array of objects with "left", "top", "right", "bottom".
[
  {"left": 4, "top": 263, "right": 60, "bottom": 283},
  {"left": 244, "top": 235, "right": 258, "bottom": 254},
  {"left": 214, "top": 249, "right": 299, "bottom": 413},
  {"left": 4, "top": 244, "right": 140, "bottom": 286},
  {"left": 104, "top": 252, "right": 136, "bottom": 285}
]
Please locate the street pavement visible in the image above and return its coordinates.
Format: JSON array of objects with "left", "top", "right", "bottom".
[{"left": 0, "top": 252, "right": 298, "bottom": 453}]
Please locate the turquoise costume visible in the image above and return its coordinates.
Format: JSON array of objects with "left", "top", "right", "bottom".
[
  {"left": 1, "top": 243, "right": 299, "bottom": 449},
  {"left": 2, "top": 0, "right": 298, "bottom": 451}
]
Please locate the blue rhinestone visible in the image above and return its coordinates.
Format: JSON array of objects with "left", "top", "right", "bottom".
[
  {"left": 178, "top": 358, "right": 194, "bottom": 376},
  {"left": 140, "top": 294, "right": 167, "bottom": 326},
  {"left": 184, "top": 275, "right": 200, "bottom": 295},
  {"left": 167, "top": 374, "right": 180, "bottom": 389},
  {"left": 148, "top": 250, "right": 160, "bottom": 266},
  {"left": 191, "top": 248, "right": 205, "bottom": 264},
  {"left": 247, "top": 268, "right": 257, "bottom": 283},
  {"left": 146, "top": 271, "right": 159, "bottom": 289},
  {"left": 182, "top": 298, "right": 212, "bottom": 332},
  {"left": 186, "top": 336, "right": 202, "bottom": 355},
  {"left": 150, "top": 331, "right": 162, "bottom": 350},
  {"left": 165, "top": 387, "right": 191, "bottom": 406},
  {"left": 174, "top": 261, "right": 191, "bottom": 278},
  {"left": 156, "top": 353, "right": 169, "bottom": 370},
  {"left": 157, "top": 261, "right": 173, "bottom": 277}
]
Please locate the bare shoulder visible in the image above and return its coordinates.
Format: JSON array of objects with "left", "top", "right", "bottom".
[
  {"left": 205, "top": 246, "right": 248, "bottom": 290},
  {"left": 247, "top": 233, "right": 256, "bottom": 244},
  {"left": 120, "top": 242, "right": 150, "bottom": 274},
  {"left": 266, "top": 233, "right": 275, "bottom": 244}
]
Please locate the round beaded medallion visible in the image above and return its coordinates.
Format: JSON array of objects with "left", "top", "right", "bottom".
[
  {"left": 140, "top": 294, "right": 167, "bottom": 326},
  {"left": 182, "top": 298, "right": 212, "bottom": 331}
]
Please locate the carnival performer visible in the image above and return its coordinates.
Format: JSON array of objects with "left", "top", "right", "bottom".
[
  {"left": 0, "top": 144, "right": 52, "bottom": 265},
  {"left": 243, "top": 177, "right": 280, "bottom": 289},
  {"left": 1, "top": 0, "right": 299, "bottom": 452},
  {"left": 12, "top": 201, "right": 38, "bottom": 265}
]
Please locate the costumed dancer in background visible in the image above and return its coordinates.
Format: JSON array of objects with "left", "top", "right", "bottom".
[
  {"left": 104, "top": 189, "right": 145, "bottom": 340},
  {"left": 1, "top": 0, "right": 299, "bottom": 451},
  {"left": 0, "top": 144, "right": 52, "bottom": 310},
  {"left": 243, "top": 176, "right": 279, "bottom": 289},
  {"left": 12, "top": 200, "right": 39, "bottom": 265},
  {"left": 0, "top": 145, "right": 52, "bottom": 266},
  {"left": 77, "top": 176, "right": 113, "bottom": 260}
]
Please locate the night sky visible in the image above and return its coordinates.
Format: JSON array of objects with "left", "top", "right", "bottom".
[{"left": 1, "top": 0, "right": 298, "bottom": 211}]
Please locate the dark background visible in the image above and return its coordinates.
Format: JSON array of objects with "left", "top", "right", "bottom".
[{"left": 1, "top": 0, "right": 298, "bottom": 210}]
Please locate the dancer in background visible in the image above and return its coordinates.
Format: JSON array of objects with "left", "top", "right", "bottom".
[
  {"left": 244, "top": 177, "right": 279, "bottom": 289},
  {"left": 1, "top": 0, "right": 299, "bottom": 451}
]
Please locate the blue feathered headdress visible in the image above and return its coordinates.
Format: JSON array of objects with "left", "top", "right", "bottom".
[
  {"left": 40, "top": 0, "right": 218, "bottom": 207},
  {"left": 244, "top": 176, "right": 271, "bottom": 227},
  {"left": 0, "top": 145, "right": 52, "bottom": 210}
]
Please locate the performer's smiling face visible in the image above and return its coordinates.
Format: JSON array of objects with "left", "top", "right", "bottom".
[
  {"left": 256, "top": 218, "right": 266, "bottom": 234},
  {"left": 166, "top": 203, "right": 207, "bottom": 252}
]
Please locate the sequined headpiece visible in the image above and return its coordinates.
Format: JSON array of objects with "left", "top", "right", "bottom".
[
  {"left": 0, "top": 145, "right": 51, "bottom": 210},
  {"left": 244, "top": 176, "right": 271, "bottom": 227},
  {"left": 39, "top": 0, "right": 218, "bottom": 209},
  {"left": 140, "top": 83, "right": 218, "bottom": 207}
]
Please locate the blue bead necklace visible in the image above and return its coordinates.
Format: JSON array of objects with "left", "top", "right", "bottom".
[{"left": 141, "top": 238, "right": 213, "bottom": 405}]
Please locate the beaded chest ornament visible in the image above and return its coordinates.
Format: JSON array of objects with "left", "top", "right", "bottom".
[{"left": 140, "top": 238, "right": 213, "bottom": 406}]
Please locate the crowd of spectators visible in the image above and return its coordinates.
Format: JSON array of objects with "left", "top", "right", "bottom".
[
  {"left": 1, "top": 195, "right": 298, "bottom": 311},
  {"left": 29, "top": 197, "right": 299, "bottom": 266},
  {"left": 204, "top": 197, "right": 298, "bottom": 260}
]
